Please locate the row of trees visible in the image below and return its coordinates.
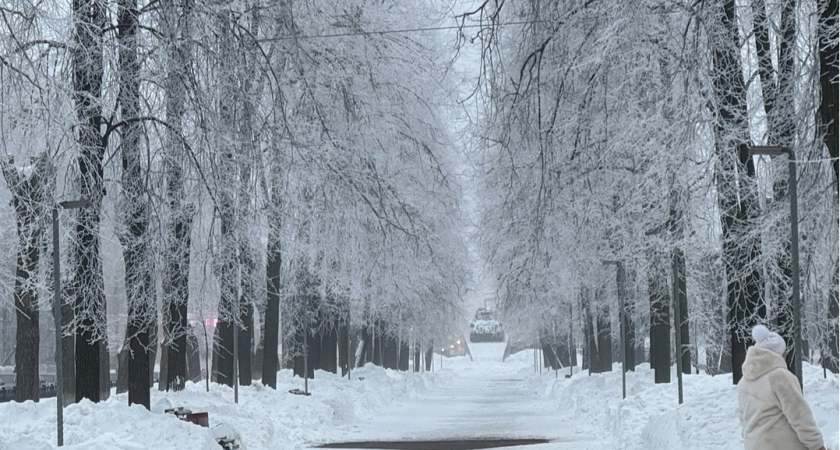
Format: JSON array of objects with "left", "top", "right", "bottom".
[
  {"left": 0, "top": 0, "right": 469, "bottom": 407},
  {"left": 465, "top": 0, "right": 838, "bottom": 383}
]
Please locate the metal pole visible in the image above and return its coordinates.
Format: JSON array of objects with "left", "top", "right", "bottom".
[
  {"left": 303, "top": 329, "right": 309, "bottom": 394},
  {"left": 787, "top": 149, "right": 803, "bottom": 389},
  {"left": 233, "top": 318, "right": 239, "bottom": 403},
  {"left": 52, "top": 208, "right": 63, "bottom": 447},
  {"left": 569, "top": 303, "right": 574, "bottom": 378},
  {"left": 617, "top": 262, "right": 627, "bottom": 400},
  {"left": 347, "top": 310, "right": 352, "bottom": 380},
  {"left": 201, "top": 320, "right": 209, "bottom": 392}
]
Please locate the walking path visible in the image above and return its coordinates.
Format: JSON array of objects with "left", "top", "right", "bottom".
[{"left": 307, "top": 343, "right": 609, "bottom": 450}]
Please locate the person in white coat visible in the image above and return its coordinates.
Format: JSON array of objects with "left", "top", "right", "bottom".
[{"left": 737, "top": 324, "right": 826, "bottom": 450}]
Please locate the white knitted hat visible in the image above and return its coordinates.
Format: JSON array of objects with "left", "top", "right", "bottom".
[{"left": 752, "top": 324, "right": 786, "bottom": 356}]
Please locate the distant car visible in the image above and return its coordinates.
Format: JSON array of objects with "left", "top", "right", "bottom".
[
  {"left": 41, "top": 374, "right": 56, "bottom": 389},
  {"left": 437, "top": 337, "right": 468, "bottom": 357},
  {"left": 470, "top": 308, "right": 505, "bottom": 343},
  {"left": 0, "top": 373, "right": 16, "bottom": 391}
]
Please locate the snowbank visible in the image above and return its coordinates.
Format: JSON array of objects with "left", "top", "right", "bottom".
[
  {"left": 527, "top": 358, "right": 839, "bottom": 450},
  {"left": 0, "top": 351, "right": 835, "bottom": 449},
  {"left": 0, "top": 364, "right": 448, "bottom": 450}
]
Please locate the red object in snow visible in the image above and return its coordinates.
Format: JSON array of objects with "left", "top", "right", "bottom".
[{"left": 185, "top": 412, "right": 209, "bottom": 427}]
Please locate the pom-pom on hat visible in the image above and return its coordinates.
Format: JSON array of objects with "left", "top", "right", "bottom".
[{"left": 751, "top": 324, "right": 786, "bottom": 356}]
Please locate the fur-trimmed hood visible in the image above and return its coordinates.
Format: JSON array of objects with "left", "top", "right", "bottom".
[{"left": 741, "top": 346, "right": 787, "bottom": 381}]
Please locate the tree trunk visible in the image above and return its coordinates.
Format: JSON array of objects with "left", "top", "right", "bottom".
[
  {"left": 398, "top": 341, "right": 410, "bottom": 371},
  {"left": 319, "top": 323, "right": 338, "bottom": 374},
  {"left": 424, "top": 345, "right": 433, "bottom": 371},
  {"left": 673, "top": 248, "right": 690, "bottom": 374},
  {"left": 117, "top": 0, "right": 154, "bottom": 409},
  {"left": 710, "top": 0, "right": 764, "bottom": 385},
  {"left": 160, "top": 0, "right": 193, "bottom": 394},
  {"left": 413, "top": 345, "right": 421, "bottom": 372},
  {"left": 649, "top": 250, "right": 671, "bottom": 384},
  {"left": 383, "top": 333, "right": 399, "bottom": 370},
  {"left": 212, "top": 7, "right": 239, "bottom": 389},
  {"left": 542, "top": 344, "right": 558, "bottom": 370},
  {"left": 596, "top": 313, "right": 612, "bottom": 373},
  {"left": 117, "top": 344, "right": 129, "bottom": 394},
  {"left": 819, "top": 0, "right": 839, "bottom": 373},
  {"left": 100, "top": 340, "right": 110, "bottom": 400},
  {"left": 373, "top": 322, "right": 383, "bottom": 366},
  {"left": 186, "top": 329, "right": 202, "bottom": 382},
  {"left": 583, "top": 290, "right": 597, "bottom": 373},
  {"left": 338, "top": 319, "right": 349, "bottom": 376},
  {"left": 72, "top": 0, "right": 107, "bottom": 405},
  {"left": 158, "top": 344, "right": 168, "bottom": 392},
  {"left": 238, "top": 298, "right": 254, "bottom": 385},
  {"left": 214, "top": 320, "right": 234, "bottom": 386},
  {"left": 3, "top": 155, "right": 49, "bottom": 403},
  {"left": 61, "top": 300, "right": 75, "bottom": 406},
  {"left": 357, "top": 327, "right": 372, "bottom": 368},
  {"left": 618, "top": 264, "right": 635, "bottom": 371},
  {"left": 262, "top": 220, "right": 282, "bottom": 387}
]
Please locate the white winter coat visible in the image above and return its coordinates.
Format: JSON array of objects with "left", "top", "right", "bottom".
[{"left": 737, "top": 346, "right": 824, "bottom": 450}]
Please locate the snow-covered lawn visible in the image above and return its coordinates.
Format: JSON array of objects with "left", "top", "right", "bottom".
[{"left": 1, "top": 349, "right": 836, "bottom": 449}]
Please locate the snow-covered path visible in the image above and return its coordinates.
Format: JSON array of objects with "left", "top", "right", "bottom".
[{"left": 307, "top": 344, "right": 609, "bottom": 449}]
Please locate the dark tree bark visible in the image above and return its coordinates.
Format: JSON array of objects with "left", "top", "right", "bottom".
[
  {"left": 424, "top": 345, "right": 433, "bottom": 371},
  {"left": 754, "top": 0, "right": 798, "bottom": 375},
  {"left": 556, "top": 343, "right": 570, "bottom": 368},
  {"left": 100, "top": 340, "right": 110, "bottom": 400},
  {"left": 61, "top": 299, "right": 75, "bottom": 406},
  {"left": 318, "top": 323, "right": 338, "bottom": 374},
  {"left": 373, "top": 322, "right": 383, "bottom": 366},
  {"left": 673, "top": 248, "right": 690, "bottom": 374},
  {"left": 116, "top": 344, "right": 129, "bottom": 394},
  {"left": 618, "top": 263, "right": 635, "bottom": 371},
  {"left": 711, "top": 0, "right": 765, "bottom": 385},
  {"left": 649, "top": 250, "right": 671, "bottom": 384},
  {"left": 214, "top": 320, "right": 235, "bottom": 386},
  {"left": 338, "top": 318, "right": 349, "bottom": 376},
  {"left": 596, "top": 313, "right": 612, "bottom": 373},
  {"left": 413, "top": 344, "right": 423, "bottom": 372},
  {"left": 117, "top": 0, "right": 154, "bottom": 409},
  {"left": 398, "top": 341, "right": 410, "bottom": 371},
  {"left": 383, "top": 333, "right": 399, "bottom": 370},
  {"left": 158, "top": 344, "right": 168, "bottom": 392},
  {"left": 148, "top": 335, "right": 158, "bottom": 388},
  {"left": 542, "top": 344, "right": 558, "bottom": 370},
  {"left": 72, "top": 0, "right": 107, "bottom": 405},
  {"left": 582, "top": 291, "right": 597, "bottom": 373},
  {"left": 818, "top": 0, "right": 839, "bottom": 372},
  {"left": 3, "top": 154, "right": 49, "bottom": 403},
  {"left": 238, "top": 296, "right": 254, "bottom": 385},
  {"left": 357, "top": 327, "right": 372, "bottom": 368},
  {"left": 186, "top": 329, "right": 202, "bottom": 382},
  {"left": 160, "top": 0, "right": 194, "bottom": 394},
  {"left": 212, "top": 7, "right": 239, "bottom": 389},
  {"left": 262, "top": 219, "right": 282, "bottom": 387}
]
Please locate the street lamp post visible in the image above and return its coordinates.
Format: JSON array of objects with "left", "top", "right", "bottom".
[
  {"left": 747, "top": 145, "right": 802, "bottom": 389},
  {"left": 53, "top": 199, "right": 89, "bottom": 447}
]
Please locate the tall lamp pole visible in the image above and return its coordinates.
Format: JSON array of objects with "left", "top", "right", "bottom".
[
  {"left": 53, "top": 199, "right": 90, "bottom": 447},
  {"left": 747, "top": 145, "right": 802, "bottom": 389}
]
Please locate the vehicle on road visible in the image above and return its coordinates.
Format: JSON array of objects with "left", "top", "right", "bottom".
[
  {"left": 469, "top": 308, "right": 505, "bottom": 343},
  {"left": 437, "top": 337, "right": 468, "bottom": 357},
  {"left": 41, "top": 374, "right": 56, "bottom": 389},
  {"left": 0, "top": 373, "right": 15, "bottom": 392}
]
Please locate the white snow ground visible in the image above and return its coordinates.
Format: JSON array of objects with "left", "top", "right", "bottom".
[{"left": 0, "top": 343, "right": 837, "bottom": 450}]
